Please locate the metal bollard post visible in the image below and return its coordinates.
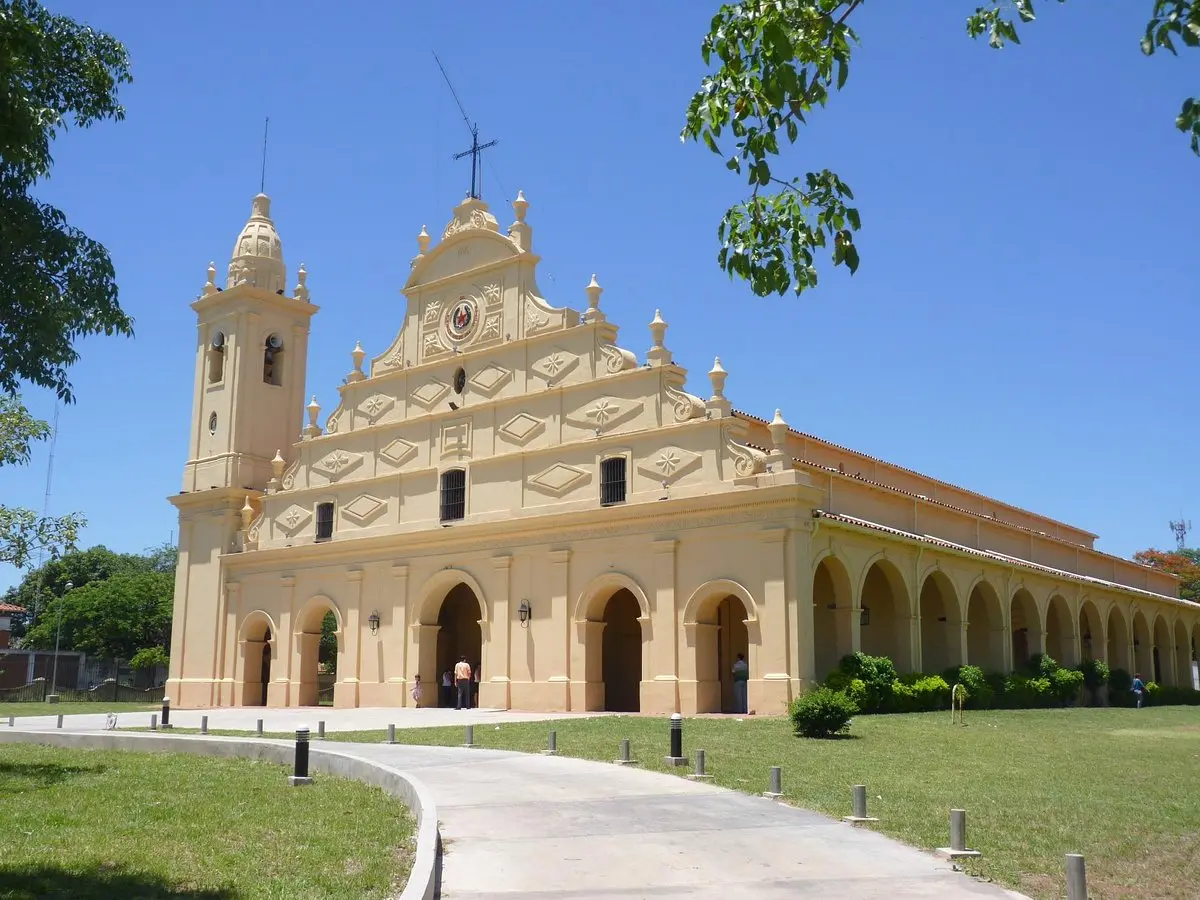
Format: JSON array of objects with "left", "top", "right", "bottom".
[
  {"left": 386, "top": 723, "right": 397, "bottom": 745},
  {"left": 937, "top": 809, "right": 981, "bottom": 859},
  {"left": 56, "top": 713, "right": 63, "bottom": 729},
  {"left": 1065, "top": 854, "right": 1087, "bottom": 900},
  {"left": 317, "top": 720, "right": 325, "bottom": 740},
  {"left": 7, "top": 715, "right": 13, "bottom": 727},
  {"left": 763, "top": 765, "right": 783, "bottom": 799},
  {"left": 614, "top": 738, "right": 638, "bottom": 766},
  {"left": 541, "top": 730, "right": 558, "bottom": 755},
  {"left": 844, "top": 784, "right": 879, "bottom": 824},
  {"left": 664, "top": 712, "right": 687, "bottom": 766},
  {"left": 687, "top": 748, "right": 713, "bottom": 781},
  {"left": 200, "top": 715, "right": 208, "bottom": 735},
  {"left": 150, "top": 713, "right": 158, "bottom": 731},
  {"left": 288, "top": 727, "right": 313, "bottom": 786},
  {"left": 161, "top": 696, "right": 172, "bottom": 729},
  {"left": 463, "top": 724, "right": 474, "bottom": 748},
  {"left": 256, "top": 718, "right": 264, "bottom": 737}
]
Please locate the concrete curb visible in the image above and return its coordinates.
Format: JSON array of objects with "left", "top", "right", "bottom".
[{"left": 0, "top": 730, "right": 439, "bottom": 900}]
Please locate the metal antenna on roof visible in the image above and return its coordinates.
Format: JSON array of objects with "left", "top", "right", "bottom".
[
  {"left": 259, "top": 117, "right": 270, "bottom": 194},
  {"left": 1169, "top": 517, "right": 1191, "bottom": 550},
  {"left": 433, "top": 52, "right": 498, "bottom": 200}
]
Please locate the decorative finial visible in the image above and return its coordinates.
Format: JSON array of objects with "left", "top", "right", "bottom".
[
  {"left": 271, "top": 449, "right": 285, "bottom": 478},
  {"left": 304, "top": 395, "right": 322, "bottom": 438},
  {"left": 294, "top": 264, "right": 310, "bottom": 302},
  {"left": 203, "top": 261, "right": 217, "bottom": 295},
  {"left": 513, "top": 190, "right": 528, "bottom": 223},
  {"left": 583, "top": 274, "right": 605, "bottom": 324},
  {"left": 348, "top": 341, "right": 366, "bottom": 382},
  {"left": 709, "top": 357, "right": 727, "bottom": 401},
  {"left": 769, "top": 409, "right": 789, "bottom": 451},
  {"left": 647, "top": 309, "right": 670, "bottom": 366},
  {"left": 240, "top": 496, "right": 255, "bottom": 530},
  {"left": 417, "top": 225, "right": 430, "bottom": 255}
]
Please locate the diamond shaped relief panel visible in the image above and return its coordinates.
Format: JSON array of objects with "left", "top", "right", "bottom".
[
  {"left": 498, "top": 412, "right": 545, "bottom": 446},
  {"left": 312, "top": 449, "right": 362, "bottom": 481},
  {"left": 637, "top": 446, "right": 702, "bottom": 485},
  {"left": 358, "top": 393, "right": 394, "bottom": 420},
  {"left": 411, "top": 379, "right": 450, "bottom": 408},
  {"left": 342, "top": 494, "right": 387, "bottom": 525},
  {"left": 277, "top": 504, "right": 311, "bottom": 535},
  {"left": 565, "top": 396, "right": 644, "bottom": 433},
  {"left": 379, "top": 437, "right": 418, "bottom": 468},
  {"left": 469, "top": 363, "right": 512, "bottom": 396},
  {"left": 531, "top": 347, "right": 579, "bottom": 382},
  {"left": 528, "top": 462, "right": 590, "bottom": 497}
]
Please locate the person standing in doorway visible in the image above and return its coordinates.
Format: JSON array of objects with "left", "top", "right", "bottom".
[
  {"left": 732, "top": 652, "right": 749, "bottom": 715},
  {"left": 454, "top": 656, "right": 473, "bottom": 710},
  {"left": 441, "top": 670, "right": 452, "bottom": 708},
  {"left": 1132, "top": 672, "right": 1146, "bottom": 709}
]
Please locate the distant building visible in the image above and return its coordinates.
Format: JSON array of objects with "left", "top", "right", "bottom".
[
  {"left": 166, "top": 192, "right": 1200, "bottom": 711},
  {"left": 0, "top": 602, "right": 24, "bottom": 650}
]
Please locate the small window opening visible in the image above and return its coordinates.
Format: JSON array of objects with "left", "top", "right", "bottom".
[
  {"left": 315, "top": 502, "right": 334, "bottom": 542},
  {"left": 264, "top": 334, "right": 284, "bottom": 385},
  {"left": 453, "top": 367, "right": 466, "bottom": 395},
  {"left": 600, "top": 456, "right": 627, "bottom": 506},
  {"left": 440, "top": 469, "right": 466, "bottom": 523},
  {"left": 208, "top": 412, "right": 218, "bottom": 435},
  {"left": 208, "top": 332, "right": 225, "bottom": 383}
]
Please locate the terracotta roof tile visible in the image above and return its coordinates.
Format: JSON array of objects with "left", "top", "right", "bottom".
[{"left": 0, "top": 603, "right": 26, "bottom": 614}]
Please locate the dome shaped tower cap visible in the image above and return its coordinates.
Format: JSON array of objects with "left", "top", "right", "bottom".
[{"left": 226, "top": 193, "right": 286, "bottom": 293}]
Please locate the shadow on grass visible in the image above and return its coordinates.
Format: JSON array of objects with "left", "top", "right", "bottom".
[
  {"left": 0, "top": 761, "right": 107, "bottom": 793},
  {"left": 0, "top": 865, "right": 238, "bottom": 900}
]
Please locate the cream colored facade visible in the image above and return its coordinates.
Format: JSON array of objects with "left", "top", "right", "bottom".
[{"left": 167, "top": 191, "right": 1200, "bottom": 714}]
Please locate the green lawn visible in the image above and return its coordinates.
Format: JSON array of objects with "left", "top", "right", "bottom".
[
  {"left": 324, "top": 707, "right": 1199, "bottom": 900},
  {"left": 0, "top": 743, "right": 414, "bottom": 899},
  {"left": 0, "top": 701, "right": 156, "bottom": 718}
]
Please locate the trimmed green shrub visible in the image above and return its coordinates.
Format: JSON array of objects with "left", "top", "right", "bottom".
[
  {"left": 1156, "top": 686, "right": 1200, "bottom": 706},
  {"left": 1108, "top": 668, "right": 1134, "bottom": 707},
  {"left": 1028, "top": 653, "right": 1060, "bottom": 679},
  {"left": 823, "top": 668, "right": 852, "bottom": 693},
  {"left": 1077, "top": 658, "right": 1111, "bottom": 706},
  {"left": 1004, "top": 673, "right": 1053, "bottom": 708},
  {"left": 1051, "top": 667, "right": 1085, "bottom": 705},
  {"left": 845, "top": 677, "right": 870, "bottom": 711},
  {"left": 789, "top": 687, "right": 858, "bottom": 738},
  {"left": 1145, "top": 681, "right": 1161, "bottom": 704},
  {"left": 891, "top": 675, "right": 950, "bottom": 712},
  {"left": 837, "top": 652, "right": 897, "bottom": 713},
  {"left": 943, "top": 665, "right": 994, "bottom": 709}
]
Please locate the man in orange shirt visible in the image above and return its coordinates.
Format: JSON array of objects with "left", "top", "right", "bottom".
[{"left": 453, "top": 656, "right": 472, "bottom": 710}]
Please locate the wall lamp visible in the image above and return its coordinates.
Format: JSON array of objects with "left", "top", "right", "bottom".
[
  {"left": 860, "top": 606, "right": 870, "bottom": 627},
  {"left": 517, "top": 600, "right": 532, "bottom": 627},
  {"left": 367, "top": 611, "right": 380, "bottom": 635}
]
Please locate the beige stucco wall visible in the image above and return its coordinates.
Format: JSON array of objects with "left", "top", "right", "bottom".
[{"left": 166, "top": 193, "right": 1200, "bottom": 713}]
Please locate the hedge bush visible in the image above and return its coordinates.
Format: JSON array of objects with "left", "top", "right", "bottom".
[{"left": 789, "top": 687, "right": 858, "bottom": 738}]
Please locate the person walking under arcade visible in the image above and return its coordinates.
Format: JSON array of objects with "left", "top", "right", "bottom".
[{"left": 454, "top": 656, "right": 473, "bottom": 710}]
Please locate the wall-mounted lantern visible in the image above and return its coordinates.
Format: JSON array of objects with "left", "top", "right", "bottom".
[
  {"left": 367, "top": 611, "right": 380, "bottom": 635},
  {"left": 860, "top": 606, "right": 870, "bottom": 627},
  {"left": 518, "top": 600, "right": 532, "bottom": 627}
]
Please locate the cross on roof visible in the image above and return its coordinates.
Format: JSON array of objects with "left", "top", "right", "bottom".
[{"left": 453, "top": 125, "right": 498, "bottom": 201}]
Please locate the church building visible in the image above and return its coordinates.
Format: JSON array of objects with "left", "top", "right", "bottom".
[{"left": 167, "top": 190, "right": 1199, "bottom": 713}]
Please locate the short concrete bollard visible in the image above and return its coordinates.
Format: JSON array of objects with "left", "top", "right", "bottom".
[
  {"left": 463, "top": 724, "right": 474, "bottom": 748},
  {"left": 541, "top": 730, "right": 558, "bottom": 756},
  {"left": 7, "top": 715, "right": 13, "bottom": 727},
  {"left": 256, "top": 718, "right": 264, "bottom": 737},
  {"left": 843, "top": 784, "right": 879, "bottom": 824},
  {"left": 200, "top": 715, "right": 209, "bottom": 735},
  {"left": 763, "top": 766, "right": 783, "bottom": 800},
  {"left": 385, "top": 723, "right": 397, "bottom": 745},
  {"left": 317, "top": 720, "right": 325, "bottom": 740},
  {"left": 687, "top": 748, "right": 713, "bottom": 781},
  {"left": 936, "top": 808, "right": 981, "bottom": 859},
  {"left": 56, "top": 714, "right": 63, "bottom": 729},
  {"left": 614, "top": 738, "right": 638, "bottom": 766},
  {"left": 1065, "top": 854, "right": 1087, "bottom": 900},
  {"left": 288, "top": 726, "right": 313, "bottom": 787},
  {"left": 664, "top": 712, "right": 688, "bottom": 766},
  {"left": 150, "top": 713, "right": 158, "bottom": 731},
  {"left": 160, "top": 696, "right": 172, "bottom": 729}
]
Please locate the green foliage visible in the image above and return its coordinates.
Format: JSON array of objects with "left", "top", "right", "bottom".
[
  {"left": 319, "top": 610, "right": 338, "bottom": 674},
  {"left": 1107, "top": 667, "right": 1135, "bottom": 707},
  {"left": 21, "top": 570, "right": 172, "bottom": 660},
  {"left": 682, "top": 0, "right": 862, "bottom": 297},
  {"left": 789, "top": 686, "right": 857, "bottom": 737},
  {"left": 130, "top": 646, "right": 168, "bottom": 671},
  {"left": 1156, "top": 685, "right": 1200, "bottom": 705},
  {"left": 1050, "top": 666, "right": 1085, "bottom": 704},
  {"left": 943, "top": 664, "right": 994, "bottom": 709},
  {"left": 967, "top": 0, "right": 1199, "bottom": 156},
  {"left": 1077, "top": 657, "right": 1111, "bottom": 690},
  {"left": 1002, "top": 673, "right": 1054, "bottom": 708},
  {"left": 0, "top": 0, "right": 135, "bottom": 402},
  {"left": 889, "top": 675, "right": 950, "bottom": 713},
  {"left": 836, "top": 652, "right": 896, "bottom": 712}
]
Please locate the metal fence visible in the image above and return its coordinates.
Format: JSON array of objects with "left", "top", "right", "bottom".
[{"left": 0, "top": 677, "right": 165, "bottom": 704}]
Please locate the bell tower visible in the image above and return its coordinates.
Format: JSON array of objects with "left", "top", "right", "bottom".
[{"left": 167, "top": 193, "right": 317, "bottom": 709}]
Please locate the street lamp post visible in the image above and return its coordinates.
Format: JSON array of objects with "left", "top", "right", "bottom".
[{"left": 48, "top": 581, "right": 72, "bottom": 703}]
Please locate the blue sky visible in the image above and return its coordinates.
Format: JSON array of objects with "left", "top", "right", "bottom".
[{"left": 3, "top": 1, "right": 1197, "bottom": 589}]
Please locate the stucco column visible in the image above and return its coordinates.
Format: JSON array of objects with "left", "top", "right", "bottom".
[
  {"left": 756, "top": 528, "right": 792, "bottom": 713},
  {"left": 958, "top": 622, "right": 970, "bottom": 668},
  {"left": 334, "top": 569, "right": 363, "bottom": 708},
  {"left": 389, "top": 564, "right": 409, "bottom": 706},
  {"left": 788, "top": 526, "right": 815, "bottom": 693},
  {"left": 644, "top": 539, "right": 679, "bottom": 714},
  {"left": 270, "top": 575, "right": 295, "bottom": 707},
  {"left": 547, "top": 549, "right": 571, "bottom": 710},
  {"left": 481, "top": 555, "right": 513, "bottom": 710},
  {"left": 218, "top": 582, "right": 240, "bottom": 706},
  {"left": 411, "top": 623, "right": 440, "bottom": 704}
]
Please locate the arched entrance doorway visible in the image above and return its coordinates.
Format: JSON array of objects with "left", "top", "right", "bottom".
[
  {"left": 919, "top": 571, "right": 960, "bottom": 675},
  {"left": 966, "top": 582, "right": 1004, "bottom": 672},
  {"left": 1078, "top": 600, "right": 1104, "bottom": 663},
  {"left": 1106, "top": 606, "right": 1130, "bottom": 672},
  {"left": 602, "top": 589, "right": 643, "bottom": 712},
  {"left": 296, "top": 599, "right": 341, "bottom": 707},
  {"left": 686, "top": 588, "right": 753, "bottom": 714},
  {"left": 1173, "top": 620, "right": 1191, "bottom": 688},
  {"left": 859, "top": 560, "right": 912, "bottom": 671},
  {"left": 1045, "top": 595, "right": 1073, "bottom": 666},
  {"left": 1010, "top": 589, "right": 1039, "bottom": 670},
  {"left": 813, "top": 556, "right": 853, "bottom": 681},
  {"left": 1132, "top": 610, "right": 1152, "bottom": 680},
  {"left": 435, "top": 583, "right": 483, "bottom": 708},
  {"left": 1152, "top": 615, "right": 1171, "bottom": 685},
  {"left": 239, "top": 616, "right": 273, "bottom": 707}
]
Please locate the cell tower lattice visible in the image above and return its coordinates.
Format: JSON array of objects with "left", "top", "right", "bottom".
[{"left": 1169, "top": 518, "right": 1191, "bottom": 550}]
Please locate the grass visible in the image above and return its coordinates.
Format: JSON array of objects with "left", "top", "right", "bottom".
[
  {"left": 0, "top": 701, "right": 156, "bottom": 718},
  {"left": 316, "top": 706, "right": 1200, "bottom": 900},
  {"left": 0, "top": 743, "right": 414, "bottom": 899}
]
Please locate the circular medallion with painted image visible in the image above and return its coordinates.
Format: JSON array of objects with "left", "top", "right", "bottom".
[{"left": 444, "top": 295, "right": 478, "bottom": 342}]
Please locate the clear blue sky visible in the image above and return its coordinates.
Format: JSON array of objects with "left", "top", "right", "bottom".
[{"left": 3, "top": 1, "right": 1197, "bottom": 590}]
